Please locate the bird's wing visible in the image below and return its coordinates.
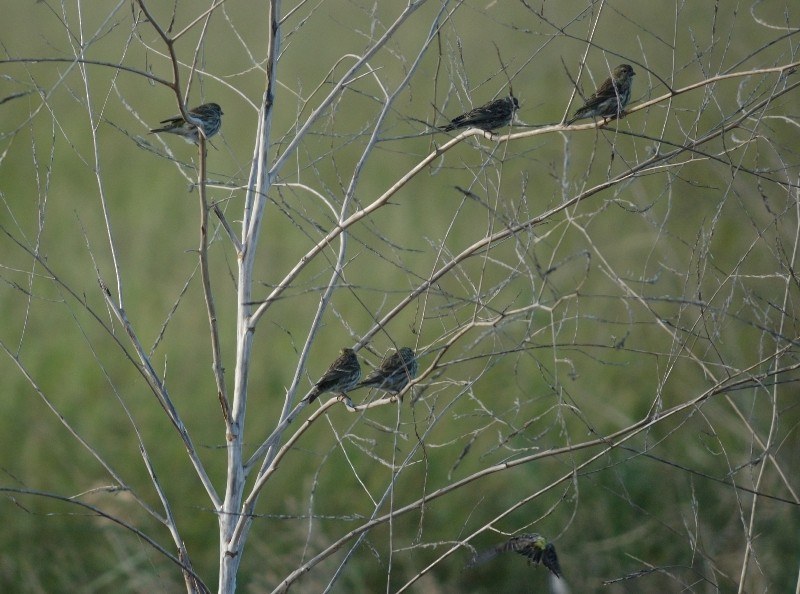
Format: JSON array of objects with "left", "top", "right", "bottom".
[
  {"left": 541, "top": 544, "right": 562, "bottom": 578},
  {"left": 466, "top": 545, "right": 502, "bottom": 568}
]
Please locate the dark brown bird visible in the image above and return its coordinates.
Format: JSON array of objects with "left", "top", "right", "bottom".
[
  {"left": 150, "top": 102, "right": 224, "bottom": 144},
  {"left": 567, "top": 64, "right": 635, "bottom": 125},
  {"left": 440, "top": 96, "right": 519, "bottom": 132},
  {"left": 467, "top": 533, "right": 562, "bottom": 578},
  {"left": 357, "top": 347, "right": 418, "bottom": 393},
  {"left": 305, "top": 348, "right": 361, "bottom": 404}
]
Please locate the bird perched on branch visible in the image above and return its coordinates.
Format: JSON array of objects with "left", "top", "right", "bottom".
[
  {"left": 305, "top": 348, "right": 361, "bottom": 404},
  {"left": 467, "top": 533, "right": 562, "bottom": 578},
  {"left": 358, "top": 347, "right": 418, "bottom": 394},
  {"left": 567, "top": 64, "right": 635, "bottom": 125},
  {"left": 150, "top": 102, "right": 224, "bottom": 144},
  {"left": 439, "top": 96, "right": 519, "bottom": 132}
]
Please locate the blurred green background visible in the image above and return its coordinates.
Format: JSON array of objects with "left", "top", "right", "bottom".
[{"left": 1, "top": 1, "right": 799, "bottom": 592}]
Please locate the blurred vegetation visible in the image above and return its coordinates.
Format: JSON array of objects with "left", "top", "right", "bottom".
[{"left": 1, "top": 0, "right": 799, "bottom": 593}]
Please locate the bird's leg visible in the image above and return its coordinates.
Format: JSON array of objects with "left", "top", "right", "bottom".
[{"left": 336, "top": 393, "right": 355, "bottom": 408}]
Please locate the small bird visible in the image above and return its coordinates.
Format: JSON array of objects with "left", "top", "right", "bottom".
[
  {"left": 440, "top": 96, "right": 519, "bottom": 132},
  {"left": 467, "top": 533, "right": 562, "bottom": 578},
  {"left": 567, "top": 64, "right": 636, "bottom": 125},
  {"left": 150, "top": 102, "right": 224, "bottom": 144},
  {"left": 305, "top": 348, "right": 362, "bottom": 404},
  {"left": 358, "top": 347, "right": 418, "bottom": 393}
]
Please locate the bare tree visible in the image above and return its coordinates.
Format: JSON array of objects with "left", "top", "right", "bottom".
[{"left": 1, "top": 1, "right": 799, "bottom": 593}]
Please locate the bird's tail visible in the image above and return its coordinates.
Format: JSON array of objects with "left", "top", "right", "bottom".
[{"left": 305, "top": 388, "right": 321, "bottom": 403}]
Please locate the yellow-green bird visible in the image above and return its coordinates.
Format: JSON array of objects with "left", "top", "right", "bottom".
[{"left": 467, "top": 533, "right": 562, "bottom": 578}]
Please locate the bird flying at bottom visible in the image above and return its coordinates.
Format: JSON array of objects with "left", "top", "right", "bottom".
[{"left": 467, "top": 533, "right": 562, "bottom": 578}]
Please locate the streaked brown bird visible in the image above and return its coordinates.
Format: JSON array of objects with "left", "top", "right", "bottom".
[
  {"left": 440, "top": 96, "right": 519, "bottom": 132},
  {"left": 467, "top": 533, "right": 562, "bottom": 578},
  {"left": 567, "top": 64, "right": 635, "bottom": 125},
  {"left": 358, "top": 347, "right": 418, "bottom": 393},
  {"left": 305, "top": 348, "right": 361, "bottom": 404},
  {"left": 150, "top": 102, "right": 224, "bottom": 144}
]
